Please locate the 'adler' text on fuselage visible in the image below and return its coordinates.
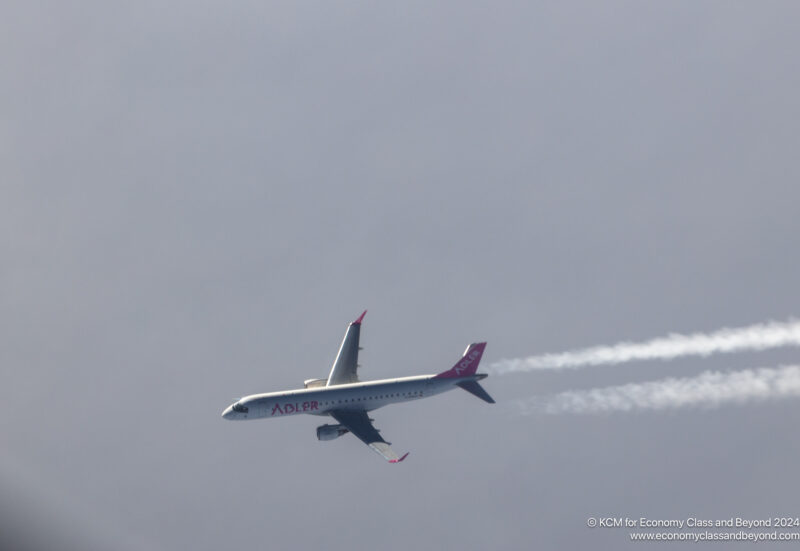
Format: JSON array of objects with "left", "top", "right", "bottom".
[{"left": 272, "top": 401, "right": 320, "bottom": 415}]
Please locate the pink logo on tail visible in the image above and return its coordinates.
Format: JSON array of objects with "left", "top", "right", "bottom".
[
  {"left": 453, "top": 348, "right": 482, "bottom": 375},
  {"left": 435, "top": 342, "right": 486, "bottom": 379}
]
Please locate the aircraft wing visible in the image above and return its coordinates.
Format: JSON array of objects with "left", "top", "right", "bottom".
[
  {"left": 330, "top": 410, "right": 409, "bottom": 463},
  {"left": 326, "top": 310, "right": 367, "bottom": 386}
]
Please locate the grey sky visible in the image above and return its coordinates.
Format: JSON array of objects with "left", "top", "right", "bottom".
[{"left": 2, "top": 2, "right": 800, "bottom": 549}]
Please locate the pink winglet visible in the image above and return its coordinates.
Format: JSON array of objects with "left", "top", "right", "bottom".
[
  {"left": 352, "top": 310, "right": 367, "bottom": 325},
  {"left": 390, "top": 452, "right": 410, "bottom": 463}
]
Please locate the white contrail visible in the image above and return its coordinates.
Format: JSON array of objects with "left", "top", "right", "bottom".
[
  {"left": 519, "top": 365, "right": 800, "bottom": 415},
  {"left": 489, "top": 319, "right": 800, "bottom": 374}
]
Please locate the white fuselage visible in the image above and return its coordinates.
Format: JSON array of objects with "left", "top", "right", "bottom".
[{"left": 222, "top": 374, "right": 476, "bottom": 421}]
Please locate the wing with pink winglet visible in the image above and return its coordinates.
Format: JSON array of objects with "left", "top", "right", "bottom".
[
  {"left": 330, "top": 410, "right": 409, "bottom": 463},
  {"left": 326, "top": 310, "right": 367, "bottom": 386}
]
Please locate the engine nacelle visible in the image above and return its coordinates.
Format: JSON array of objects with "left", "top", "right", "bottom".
[
  {"left": 316, "top": 424, "right": 349, "bottom": 441},
  {"left": 304, "top": 378, "right": 327, "bottom": 389}
]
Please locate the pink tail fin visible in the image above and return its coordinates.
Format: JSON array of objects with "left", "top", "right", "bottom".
[{"left": 435, "top": 342, "right": 487, "bottom": 378}]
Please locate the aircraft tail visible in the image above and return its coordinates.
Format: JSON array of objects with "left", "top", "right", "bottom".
[
  {"left": 435, "top": 342, "right": 495, "bottom": 403},
  {"left": 435, "top": 342, "right": 487, "bottom": 378}
]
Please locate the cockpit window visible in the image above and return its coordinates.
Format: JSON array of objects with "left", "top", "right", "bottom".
[{"left": 232, "top": 402, "right": 248, "bottom": 413}]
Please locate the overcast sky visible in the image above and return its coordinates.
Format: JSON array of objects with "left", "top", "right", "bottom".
[{"left": 2, "top": 2, "right": 800, "bottom": 550}]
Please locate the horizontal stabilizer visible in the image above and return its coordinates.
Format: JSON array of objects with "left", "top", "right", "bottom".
[{"left": 456, "top": 380, "right": 495, "bottom": 404}]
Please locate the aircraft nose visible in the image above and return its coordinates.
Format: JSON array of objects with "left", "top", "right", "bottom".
[{"left": 221, "top": 406, "right": 234, "bottom": 419}]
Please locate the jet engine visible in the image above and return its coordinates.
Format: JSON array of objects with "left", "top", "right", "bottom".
[
  {"left": 304, "top": 378, "right": 327, "bottom": 388},
  {"left": 316, "top": 424, "right": 349, "bottom": 441}
]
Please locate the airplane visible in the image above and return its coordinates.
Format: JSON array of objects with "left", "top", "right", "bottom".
[{"left": 221, "top": 310, "right": 494, "bottom": 463}]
